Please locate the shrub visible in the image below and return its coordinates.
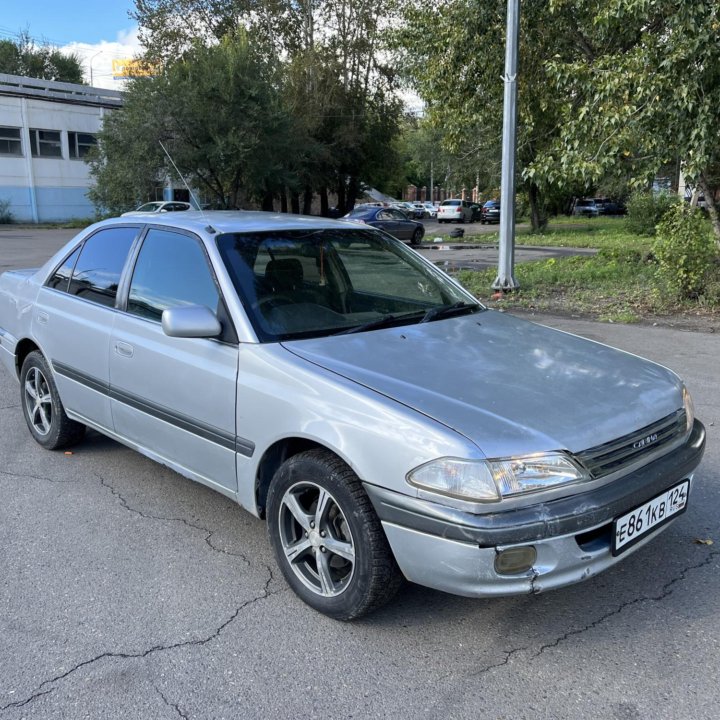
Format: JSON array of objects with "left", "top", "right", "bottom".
[
  {"left": 0, "top": 198, "right": 13, "bottom": 224},
  {"left": 625, "top": 191, "right": 679, "bottom": 236},
  {"left": 653, "top": 204, "right": 717, "bottom": 298}
]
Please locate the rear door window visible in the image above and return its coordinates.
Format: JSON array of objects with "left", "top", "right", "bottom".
[{"left": 67, "top": 227, "right": 138, "bottom": 307}]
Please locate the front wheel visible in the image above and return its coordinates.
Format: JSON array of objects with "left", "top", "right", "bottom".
[
  {"left": 410, "top": 228, "right": 423, "bottom": 246},
  {"left": 267, "top": 450, "right": 402, "bottom": 620},
  {"left": 20, "top": 351, "right": 85, "bottom": 450}
]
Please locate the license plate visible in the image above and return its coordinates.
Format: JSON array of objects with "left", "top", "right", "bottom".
[{"left": 612, "top": 480, "right": 689, "bottom": 556}]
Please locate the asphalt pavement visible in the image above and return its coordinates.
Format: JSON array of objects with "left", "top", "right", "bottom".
[{"left": 0, "top": 230, "right": 718, "bottom": 719}]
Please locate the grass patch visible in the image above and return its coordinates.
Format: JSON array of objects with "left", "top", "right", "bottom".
[{"left": 454, "top": 225, "right": 720, "bottom": 324}]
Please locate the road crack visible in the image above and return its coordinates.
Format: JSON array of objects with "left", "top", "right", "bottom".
[
  {"left": 97, "top": 473, "right": 251, "bottom": 566},
  {"left": 0, "top": 572, "right": 279, "bottom": 713},
  {"left": 533, "top": 548, "right": 720, "bottom": 658},
  {"left": 0, "top": 468, "right": 79, "bottom": 484},
  {"left": 155, "top": 686, "right": 190, "bottom": 719}
]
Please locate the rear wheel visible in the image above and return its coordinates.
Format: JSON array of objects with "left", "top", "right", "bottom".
[
  {"left": 20, "top": 351, "right": 85, "bottom": 450},
  {"left": 267, "top": 449, "right": 402, "bottom": 620}
]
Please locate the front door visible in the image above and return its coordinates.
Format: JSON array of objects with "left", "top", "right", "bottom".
[{"left": 109, "top": 227, "right": 239, "bottom": 494}]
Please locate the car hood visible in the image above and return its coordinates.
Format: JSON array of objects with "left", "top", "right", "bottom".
[{"left": 281, "top": 312, "right": 683, "bottom": 458}]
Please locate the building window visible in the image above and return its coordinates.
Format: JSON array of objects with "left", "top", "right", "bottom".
[
  {"left": 68, "top": 131, "right": 97, "bottom": 159},
  {"left": 29, "top": 129, "right": 62, "bottom": 158},
  {"left": 0, "top": 127, "right": 22, "bottom": 155}
]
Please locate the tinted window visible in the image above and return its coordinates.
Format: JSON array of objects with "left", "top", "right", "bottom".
[
  {"left": 127, "top": 229, "right": 219, "bottom": 322},
  {"left": 68, "top": 227, "right": 138, "bottom": 307},
  {"left": 47, "top": 246, "right": 81, "bottom": 292},
  {"left": 216, "top": 229, "right": 472, "bottom": 341},
  {"left": 442, "top": 200, "right": 461, "bottom": 206}
]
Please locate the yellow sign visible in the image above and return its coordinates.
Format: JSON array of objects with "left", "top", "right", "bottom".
[{"left": 112, "top": 59, "right": 156, "bottom": 80}]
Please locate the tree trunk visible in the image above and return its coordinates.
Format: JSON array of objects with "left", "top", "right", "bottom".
[
  {"left": 697, "top": 175, "right": 720, "bottom": 248},
  {"left": 319, "top": 187, "right": 329, "bottom": 216},
  {"left": 290, "top": 191, "right": 300, "bottom": 214},
  {"left": 528, "top": 182, "right": 548, "bottom": 232},
  {"left": 336, "top": 177, "right": 347, "bottom": 215},
  {"left": 280, "top": 190, "right": 288, "bottom": 214},
  {"left": 346, "top": 175, "right": 360, "bottom": 212},
  {"left": 261, "top": 190, "right": 274, "bottom": 212},
  {"left": 302, "top": 187, "right": 313, "bottom": 215}
]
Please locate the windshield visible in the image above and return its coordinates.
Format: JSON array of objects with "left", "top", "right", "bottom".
[{"left": 216, "top": 228, "right": 481, "bottom": 341}]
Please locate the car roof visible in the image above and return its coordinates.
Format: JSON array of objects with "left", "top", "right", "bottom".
[{"left": 94, "top": 211, "right": 365, "bottom": 236}]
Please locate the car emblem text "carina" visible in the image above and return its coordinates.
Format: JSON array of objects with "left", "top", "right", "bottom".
[{"left": 633, "top": 433, "right": 659, "bottom": 450}]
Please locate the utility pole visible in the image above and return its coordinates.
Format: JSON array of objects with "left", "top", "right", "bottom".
[{"left": 492, "top": 0, "right": 520, "bottom": 290}]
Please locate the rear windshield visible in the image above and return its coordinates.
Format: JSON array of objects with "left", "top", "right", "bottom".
[{"left": 442, "top": 200, "right": 461, "bottom": 206}]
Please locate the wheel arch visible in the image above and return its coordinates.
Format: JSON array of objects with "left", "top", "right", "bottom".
[
  {"left": 254, "top": 437, "right": 356, "bottom": 519},
  {"left": 14, "top": 338, "right": 41, "bottom": 379}
]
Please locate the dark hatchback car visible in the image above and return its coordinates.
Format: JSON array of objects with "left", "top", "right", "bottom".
[
  {"left": 342, "top": 206, "right": 425, "bottom": 246},
  {"left": 480, "top": 200, "right": 501, "bottom": 224}
]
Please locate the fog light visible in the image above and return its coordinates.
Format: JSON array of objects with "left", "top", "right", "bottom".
[{"left": 494, "top": 546, "right": 537, "bottom": 575}]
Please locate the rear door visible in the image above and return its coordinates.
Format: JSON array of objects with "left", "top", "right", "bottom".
[
  {"left": 109, "top": 226, "right": 239, "bottom": 494},
  {"left": 35, "top": 225, "right": 141, "bottom": 430}
]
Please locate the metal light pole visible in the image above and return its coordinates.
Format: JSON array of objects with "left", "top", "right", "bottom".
[
  {"left": 89, "top": 50, "right": 103, "bottom": 86},
  {"left": 492, "top": 0, "right": 520, "bottom": 291}
]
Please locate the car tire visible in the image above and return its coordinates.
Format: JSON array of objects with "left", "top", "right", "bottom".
[
  {"left": 266, "top": 449, "right": 402, "bottom": 620},
  {"left": 410, "top": 228, "right": 423, "bottom": 246},
  {"left": 20, "top": 351, "right": 86, "bottom": 450}
]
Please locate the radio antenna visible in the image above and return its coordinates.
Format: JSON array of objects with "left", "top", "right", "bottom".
[{"left": 158, "top": 140, "right": 206, "bottom": 219}]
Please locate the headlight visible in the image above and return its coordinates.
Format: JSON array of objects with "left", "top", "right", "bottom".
[
  {"left": 682, "top": 385, "right": 695, "bottom": 433},
  {"left": 407, "top": 453, "right": 589, "bottom": 504}
]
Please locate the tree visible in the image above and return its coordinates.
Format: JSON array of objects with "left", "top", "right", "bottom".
[
  {"left": 397, "top": 0, "right": 585, "bottom": 231},
  {"left": 88, "top": 33, "right": 304, "bottom": 214},
  {"left": 530, "top": 0, "right": 720, "bottom": 244},
  {"left": 131, "top": 0, "right": 404, "bottom": 213},
  {"left": 0, "top": 31, "right": 84, "bottom": 84}
]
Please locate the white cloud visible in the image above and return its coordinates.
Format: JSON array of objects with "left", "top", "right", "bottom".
[{"left": 61, "top": 26, "right": 143, "bottom": 89}]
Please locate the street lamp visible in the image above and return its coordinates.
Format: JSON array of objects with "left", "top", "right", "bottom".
[
  {"left": 88, "top": 50, "right": 103, "bottom": 86},
  {"left": 492, "top": 0, "right": 521, "bottom": 291}
]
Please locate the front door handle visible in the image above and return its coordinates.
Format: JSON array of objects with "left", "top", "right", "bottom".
[{"left": 114, "top": 341, "right": 134, "bottom": 358}]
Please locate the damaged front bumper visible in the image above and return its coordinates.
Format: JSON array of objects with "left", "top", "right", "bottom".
[{"left": 364, "top": 420, "right": 706, "bottom": 597}]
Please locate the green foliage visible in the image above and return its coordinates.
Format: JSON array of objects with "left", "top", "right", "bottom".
[
  {"left": 625, "top": 192, "right": 679, "bottom": 236},
  {"left": 653, "top": 204, "right": 717, "bottom": 298},
  {"left": 89, "top": 33, "right": 299, "bottom": 214},
  {"left": 0, "top": 32, "right": 84, "bottom": 83},
  {"left": 0, "top": 198, "right": 13, "bottom": 224}
]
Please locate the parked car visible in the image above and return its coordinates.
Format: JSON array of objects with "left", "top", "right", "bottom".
[
  {"left": 121, "top": 201, "right": 192, "bottom": 216},
  {"left": 594, "top": 198, "right": 627, "bottom": 216},
  {"left": 572, "top": 198, "right": 599, "bottom": 217},
  {"left": 395, "top": 202, "right": 425, "bottom": 220},
  {"left": 0, "top": 212, "right": 705, "bottom": 619},
  {"left": 342, "top": 205, "right": 425, "bottom": 245},
  {"left": 411, "top": 202, "right": 430, "bottom": 218},
  {"left": 480, "top": 200, "right": 501, "bottom": 224},
  {"left": 470, "top": 204, "right": 483, "bottom": 222},
  {"left": 437, "top": 199, "right": 474, "bottom": 223},
  {"left": 422, "top": 202, "right": 438, "bottom": 218}
]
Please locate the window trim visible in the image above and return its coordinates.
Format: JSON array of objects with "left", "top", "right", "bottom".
[
  {"left": 67, "top": 131, "right": 98, "bottom": 160},
  {"left": 118, "top": 224, "right": 238, "bottom": 345},
  {"left": 0, "top": 126, "right": 23, "bottom": 157},
  {"left": 29, "top": 128, "right": 63, "bottom": 159},
  {"left": 44, "top": 225, "right": 145, "bottom": 310}
]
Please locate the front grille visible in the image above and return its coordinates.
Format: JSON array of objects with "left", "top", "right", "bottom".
[{"left": 577, "top": 410, "right": 687, "bottom": 478}]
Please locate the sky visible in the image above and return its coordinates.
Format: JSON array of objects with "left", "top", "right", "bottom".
[{"left": 1, "top": 0, "right": 142, "bottom": 88}]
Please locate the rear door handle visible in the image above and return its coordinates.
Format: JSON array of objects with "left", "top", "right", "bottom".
[{"left": 114, "top": 341, "right": 134, "bottom": 358}]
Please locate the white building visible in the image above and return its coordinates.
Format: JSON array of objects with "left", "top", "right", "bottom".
[{"left": 0, "top": 73, "right": 122, "bottom": 223}]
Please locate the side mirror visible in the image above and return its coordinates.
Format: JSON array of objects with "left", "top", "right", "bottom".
[{"left": 161, "top": 305, "right": 222, "bottom": 338}]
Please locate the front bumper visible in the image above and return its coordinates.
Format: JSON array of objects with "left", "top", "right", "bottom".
[{"left": 365, "top": 420, "right": 705, "bottom": 597}]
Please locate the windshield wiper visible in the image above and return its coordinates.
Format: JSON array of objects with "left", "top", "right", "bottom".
[
  {"left": 420, "top": 301, "right": 481, "bottom": 323},
  {"left": 335, "top": 314, "right": 401, "bottom": 335}
]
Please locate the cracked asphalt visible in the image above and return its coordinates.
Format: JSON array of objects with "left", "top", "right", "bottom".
[{"left": 1, "top": 232, "right": 719, "bottom": 719}]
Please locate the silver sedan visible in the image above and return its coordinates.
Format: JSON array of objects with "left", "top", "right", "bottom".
[{"left": 0, "top": 212, "right": 705, "bottom": 619}]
